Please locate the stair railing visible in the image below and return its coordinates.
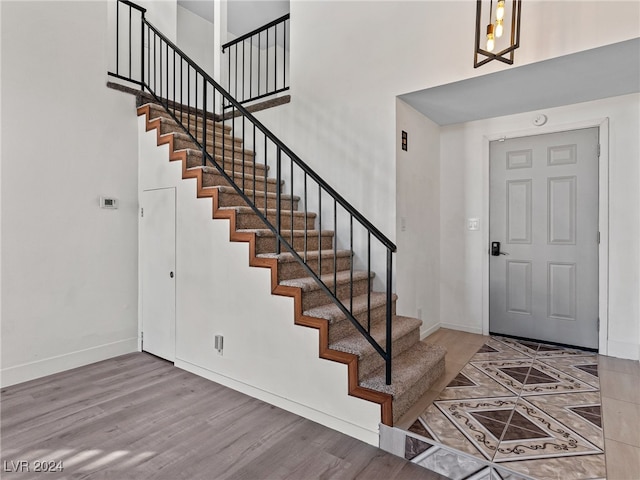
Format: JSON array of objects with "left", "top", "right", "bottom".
[
  {"left": 108, "top": 0, "right": 397, "bottom": 385},
  {"left": 222, "top": 14, "right": 290, "bottom": 106}
]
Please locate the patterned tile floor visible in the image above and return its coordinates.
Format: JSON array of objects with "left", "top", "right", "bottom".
[{"left": 405, "top": 336, "right": 605, "bottom": 480}]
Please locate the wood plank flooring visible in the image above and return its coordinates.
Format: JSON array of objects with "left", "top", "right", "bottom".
[{"left": 1, "top": 353, "right": 446, "bottom": 479}]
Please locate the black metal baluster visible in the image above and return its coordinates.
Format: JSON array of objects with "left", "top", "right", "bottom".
[
  {"left": 258, "top": 33, "right": 261, "bottom": 97},
  {"left": 333, "top": 199, "right": 337, "bottom": 295},
  {"left": 367, "top": 231, "right": 371, "bottom": 333},
  {"left": 165, "top": 40, "right": 169, "bottom": 108},
  {"left": 235, "top": 44, "right": 238, "bottom": 101},
  {"left": 318, "top": 188, "right": 322, "bottom": 276},
  {"left": 266, "top": 29, "right": 269, "bottom": 95},
  {"left": 194, "top": 73, "right": 198, "bottom": 138},
  {"left": 159, "top": 39, "right": 162, "bottom": 103},
  {"left": 227, "top": 45, "right": 231, "bottom": 106},
  {"left": 276, "top": 147, "right": 282, "bottom": 255},
  {"left": 290, "top": 157, "right": 294, "bottom": 248},
  {"left": 140, "top": 16, "right": 145, "bottom": 87},
  {"left": 350, "top": 215, "right": 353, "bottom": 313},
  {"left": 180, "top": 59, "right": 183, "bottom": 124},
  {"left": 263, "top": 135, "right": 267, "bottom": 218},
  {"left": 232, "top": 106, "right": 235, "bottom": 181},
  {"left": 283, "top": 19, "right": 287, "bottom": 89},
  {"left": 153, "top": 32, "right": 156, "bottom": 92},
  {"left": 221, "top": 93, "right": 225, "bottom": 173},
  {"left": 274, "top": 24, "right": 277, "bottom": 91},
  {"left": 202, "top": 76, "right": 207, "bottom": 166},
  {"left": 242, "top": 116, "right": 246, "bottom": 191},
  {"left": 128, "top": 5, "right": 132, "bottom": 78},
  {"left": 249, "top": 36, "right": 253, "bottom": 101},
  {"left": 252, "top": 124, "right": 256, "bottom": 206},
  {"left": 304, "top": 173, "right": 308, "bottom": 264},
  {"left": 116, "top": 1, "right": 120, "bottom": 76},
  {"left": 242, "top": 41, "right": 245, "bottom": 102},
  {"left": 386, "top": 248, "right": 393, "bottom": 385},
  {"left": 172, "top": 50, "right": 176, "bottom": 116},
  {"left": 187, "top": 66, "right": 190, "bottom": 132}
]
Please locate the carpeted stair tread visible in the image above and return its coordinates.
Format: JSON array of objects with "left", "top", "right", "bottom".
[
  {"left": 304, "top": 292, "right": 396, "bottom": 323},
  {"left": 359, "top": 342, "right": 446, "bottom": 397},
  {"left": 329, "top": 315, "right": 421, "bottom": 357},
  {"left": 238, "top": 228, "right": 335, "bottom": 238},
  {"left": 219, "top": 205, "right": 316, "bottom": 220},
  {"left": 202, "top": 183, "right": 300, "bottom": 200},
  {"left": 183, "top": 149, "right": 269, "bottom": 173},
  {"left": 172, "top": 130, "right": 255, "bottom": 157},
  {"left": 156, "top": 115, "right": 242, "bottom": 143},
  {"left": 146, "top": 103, "right": 232, "bottom": 132},
  {"left": 280, "top": 269, "right": 372, "bottom": 292},
  {"left": 193, "top": 166, "right": 282, "bottom": 187},
  {"left": 257, "top": 249, "right": 351, "bottom": 262}
]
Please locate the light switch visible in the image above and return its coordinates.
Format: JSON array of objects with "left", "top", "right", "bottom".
[
  {"left": 467, "top": 218, "right": 480, "bottom": 231},
  {"left": 401, "top": 217, "right": 407, "bottom": 232}
]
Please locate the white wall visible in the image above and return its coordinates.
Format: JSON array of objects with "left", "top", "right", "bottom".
[
  {"left": 395, "top": 99, "right": 440, "bottom": 337},
  {"left": 138, "top": 116, "right": 381, "bottom": 445},
  {"left": 438, "top": 93, "right": 640, "bottom": 359},
  {"left": 253, "top": 0, "right": 639, "bottom": 313},
  {"left": 1, "top": 1, "right": 139, "bottom": 386},
  {"left": 177, "top": 5, "right": 215, "bottom": 76}
]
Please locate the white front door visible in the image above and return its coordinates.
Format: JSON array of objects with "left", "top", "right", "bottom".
[
  {"left": 489, "top": 128, "right": 599, "bottom": 349},
  {"left": 141, "top": 188, "right": 176, "bottom": 361}
]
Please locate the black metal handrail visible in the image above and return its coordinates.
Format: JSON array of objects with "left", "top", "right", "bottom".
[
  {"left": 108, "top": 1, "right": 396, "bottom": 384},
  {"left": 221, "top": 14, "right": 290, "bottom": 106}
]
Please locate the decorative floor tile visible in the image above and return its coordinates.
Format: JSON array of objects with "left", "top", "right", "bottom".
[
  {"left": 438, "top": 364, "right": 515, "bottom": 400},
  {"left": 403, "top": 336, "right": 606, "bottom": 480}
]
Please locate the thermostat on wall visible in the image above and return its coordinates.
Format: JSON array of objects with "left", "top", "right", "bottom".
[{"left": 100, "top": 196, "right": 118, "bottom": 209}]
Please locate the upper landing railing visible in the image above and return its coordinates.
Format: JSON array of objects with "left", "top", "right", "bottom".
[
  {"left": 108, "top": 0, "right": 396, "bottom": 384},
  {"left": 222, "top": 14, "right": 290, "bottom": 106}
]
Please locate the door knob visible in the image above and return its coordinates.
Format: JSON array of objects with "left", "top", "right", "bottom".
[{"left": 170, "top": 272, "right": 174, "bottom": 278}]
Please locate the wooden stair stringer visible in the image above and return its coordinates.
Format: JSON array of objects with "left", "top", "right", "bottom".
[{"left": 138, "top": 104, "right": 394, "bottom": 427}]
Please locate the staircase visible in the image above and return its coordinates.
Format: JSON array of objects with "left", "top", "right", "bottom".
[{"left": 138, "top": 101, "right": 446, "bottom": 425}]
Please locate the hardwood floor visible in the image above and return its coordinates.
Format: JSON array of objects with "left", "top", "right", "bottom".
[{"left": 1, "top": 353, "right": 446, "bottom": 480}]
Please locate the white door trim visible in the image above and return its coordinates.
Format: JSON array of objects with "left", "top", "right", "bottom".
[{"left": 481, "top": 117, "right": 609, "bottom": 355}]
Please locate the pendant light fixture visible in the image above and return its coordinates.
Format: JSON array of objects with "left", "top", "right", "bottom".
[{"left": 474, "top": 0, "right": 522, "bottom": 68}]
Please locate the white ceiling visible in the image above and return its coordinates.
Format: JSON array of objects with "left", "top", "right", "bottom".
[
  {"left": 178, "top": 0, "right": 289, "bottom": 37},
  {"left": 399, "top": 38, "right": 640, "bottom": 126}
]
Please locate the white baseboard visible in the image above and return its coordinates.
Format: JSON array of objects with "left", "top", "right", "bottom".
[
  {"left": 1, "top": 338, "right": 138, "bottom": 387},
  {"left": 440, "top": 322, "right": 484, "bottom": 335},
  {"left": 175, "top": 358, "right": 380, "bottom": 447},
  {"left": 607, "top": 339, "right": 640, "bottom": 361},
  {"left": 420, "top": 322, "right": 441, "bottom": 340}
]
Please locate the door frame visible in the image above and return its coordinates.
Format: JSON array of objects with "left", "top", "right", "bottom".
[{"left": 481, "top": 117, "right": 609, "bottom": 355}]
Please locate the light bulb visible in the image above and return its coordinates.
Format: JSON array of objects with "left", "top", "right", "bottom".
[
  {"left": 495, "top": 18, "right": 504, "bottom": 38},
  {"left": 486, "top": 24, "right": 495, "bottom": 52},
  {"left": 496, "top": 0, "right": 505, "bottom": 20}
]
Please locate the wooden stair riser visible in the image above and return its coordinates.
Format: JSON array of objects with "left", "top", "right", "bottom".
[
  {"left": 217, "top": 189, "right": 298, "bottom": 211},
  {"left": 185, "top": 151, "right": 268, "bottom": 178},
  {"left": 202, "top": 170, "right": 280, "bottom": 194},
  {"left": 357, "top": 327, "right": 420, "bottom": 382},
  {"left": 147, "top": 104, "right": 231, "bottom": 134},
  {"left": 173, "top": 136, "right": 254, "bottom": 162},
  {"left": 328, "top": 299, "right": 397, "bottom": 343},
  {"left": 392, "top": 357, "right": 445, "bottom": 424},
  {"left": 235, "top": 210, "right": 316, "bottom": 231},
  {"left": 301, "top": 275, "right": 372, "bottom": 312},
  {"left": 277, "top": 254, "right": 352, "bottom": 282},
  {"left": 254, "top": 233, "right": 334, "bottom": 255}
]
